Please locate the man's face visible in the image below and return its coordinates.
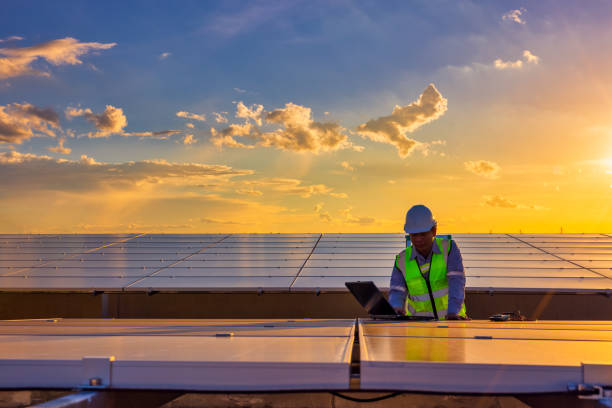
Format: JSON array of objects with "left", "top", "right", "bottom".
[{"left": 409, "top": 226, "right": 437, "bottom": 255}]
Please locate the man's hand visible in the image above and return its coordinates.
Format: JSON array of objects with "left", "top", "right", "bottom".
[
  {"left": 446, "top": 313, "right": 470, "bottom": 320},
  {"left": 393, "top": 307, "right": 405, "bottom": 315}
]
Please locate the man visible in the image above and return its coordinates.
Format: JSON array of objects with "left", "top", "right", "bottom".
[{"left": 389, "top": 205, "right": 468, "bottom": 320}]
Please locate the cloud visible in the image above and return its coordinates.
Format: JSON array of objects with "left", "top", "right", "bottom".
[
  {"left": 176, "top": 111, "right": 206, "bottom": 121},
  {"left": 314, "top": 203, "right": 332, "bottom": 222},
  {"left": 236, "top": 101, "right": 263, "bottom": 125},
  {"left": 494, "top": 50, "right": 540, "bottom": 70},
  {"left": 0, "top": 151, "right": 253, "bottom": 193},
  {"left": 341, "top": 161, "right": 354, "bottom": 171},
  {"left": 65, "top": 105, "right": 179, "bottom": 139},
  {"left": 182, "top": 134, "right": 197, "bottom": 145},
  {"left": 123, "top": 129, "right": 182, "bottom": 139},
  {"left": 464, "top": 160, "right": 501, "bottom": 179},
  {"left": 356, "top": 84, "right": 447, "bottom": 158},
  {"left": 240, "top": 177, "right": 346, "bottom": 198},
  {"left": 213, "top": 112, "right": 228, "bottom": 123},
  {"left": 263, "top": 103, "right": 352, "bottom": 152},
  {"left": 233, "top": 87, "right": 247, "bottom": 93},
  {"left": 185, "top": 123, "right": 195, "bottom": 128},
  {"left": 341, "top": 207, "right": 376, "bottom": 225},
  {"left": 210, "top": 122, "right": 256, "bottom": 149},
  {"left": 206, "top": 2, "right": 292, "bottom": 37},
  {"left": 77, "top": 222, "right": 195, "bottom": 232},
  {"left": 47, "top": 138, "right": 71, "bottom": 154},
  {"left": 0, "top": 36, "right": 24, "bottom": 43},
  {"left": 0, "top": 102, "right": 60, "bottom": 144},
  {"left": 236, "top": 187, "right": 263, "bottom": 196},
  {"left": 0, "top": 37, "right": 116, "bottom": 79},
  {"left": 66, "top": 105, "right": 127, "bottom": 137},
  {"left": 212, "top": 102, "right": 358, "bottom": 153},
  {"left": 159, "top": 52, "right": 171, "bottom": 60},
  {"left": 197, "top": 217, "right": 248, "bottom": 225},
  {"left": 502, "top": 8, "right": 526, "bottom": 25},
  {"left": 482, "top": 195, "right": 545, "bottom": 210},
  {"left": 522, "top": 50, "right": 540, "bottom": 64},
  {"left": 494, "top": 58, "right": 522, "bottom": 69}
]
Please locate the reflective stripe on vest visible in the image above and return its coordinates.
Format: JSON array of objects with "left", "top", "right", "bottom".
[{"left": 395, "top": 237, "right": 466, "bottom": 320}]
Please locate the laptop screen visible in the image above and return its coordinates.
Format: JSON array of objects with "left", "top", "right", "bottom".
[{"left": 345, "top": 281, "right": 397, "bottom": 316}]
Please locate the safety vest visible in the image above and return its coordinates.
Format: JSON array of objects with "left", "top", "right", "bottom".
[{"left": 394, "top": 237, "right": 467, "bottom": 320}]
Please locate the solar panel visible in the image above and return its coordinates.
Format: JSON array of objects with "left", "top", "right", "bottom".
[
  {"left": 127, "top": 276, "right": 296, "bottom": 291},
  {"left": 593, "top": 269, "right": 612, "bottom": 278},
  {"left": 572, "top": 260, "right": 612, "bottom": 269},
  {"left": 154, "top": 267, "right": 300, "bottom": 277},
  {"left": 313, "top": 247, "right": 400, "bottom": 254},
  {"left": 460, "top": 247, "right": 546, "bottom": 253},
  {"left": 0, "top": 319, "right": 355, "bottom": 390},
  {"left": 0, "top": 276, "right": 137, "bottom": 291},
  {"left": 5, "top": 267, "right": 153, "bottom": 277},
  {"left": 189, "top": 253, "right": 308, "bottom": 260},
  {"left": 43, "top": 260, "right": 176, "bottom": 269},
  {"left": 359, "top": 319, "right": 612, "bottom": 393},
  {"left": 0, "top": 233, "right": 611, "bottom": 293},
  {"left": 305, "top": 260, "right": 393, "bottom": 268},
  {"left": 173, "top": 260, "right": 304, "bottom": 268},
  {"left": 291, "top": 276, "right": 390, "bottom": 291},
  {"left": 464, "top": 267, "right": 600, "bottom": 278},
  {"left": 309, "top": 253, "right": 393, "bottom": 260},
  {"left": 462, "top": 253, "right": 557, "bottom": 261},
  {"left": 466, "top": 276, "right": 612, "bottom": 292},
  {"left": 300, "top": 267, "right": 389, "bottom": 277},
  {"left": 463, "top": 260, "right": 576, "bottom": 268}
]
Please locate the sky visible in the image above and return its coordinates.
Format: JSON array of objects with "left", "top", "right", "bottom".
[{"left": 1, "top": 0, "right": 611, "bottom": 233}]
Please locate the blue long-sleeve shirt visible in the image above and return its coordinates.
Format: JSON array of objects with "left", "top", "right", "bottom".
[{"left": 388, "top": 239, "right": 466, "bottom": 315}]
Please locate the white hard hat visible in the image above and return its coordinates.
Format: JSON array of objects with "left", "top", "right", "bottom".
[{"left": 403, "top": 205, "right": 437, "bottom": 233}]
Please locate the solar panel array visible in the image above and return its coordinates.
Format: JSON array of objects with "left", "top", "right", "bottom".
[
  {"left": 0, "top": 318, "right": 354, "bottom": 390},
  {"left": 1, "top": 318, "right": 611, "bottom": 392},
  {"left": 359, "top": 319, "right": 612, "bottom": 393},
  {"left": 0, "top": 233, "right": 611, "bottom": 292}
]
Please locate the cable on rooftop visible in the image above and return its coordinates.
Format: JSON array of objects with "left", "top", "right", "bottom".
[{"left": 330, "top": 391, "right": 403, "bottom": 403}]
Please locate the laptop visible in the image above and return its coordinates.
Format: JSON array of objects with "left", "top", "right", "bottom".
[{"left": 345, "top": 281, "right": 435, "bottom": 321}]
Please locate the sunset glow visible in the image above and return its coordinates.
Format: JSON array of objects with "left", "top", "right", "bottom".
[{"left": 1, "top": 1, "right": 611, "bottom": 233}]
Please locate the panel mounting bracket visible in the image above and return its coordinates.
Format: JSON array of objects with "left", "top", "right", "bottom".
[{"left": 79, "top": 356, "right": 115, "bottom": 389}]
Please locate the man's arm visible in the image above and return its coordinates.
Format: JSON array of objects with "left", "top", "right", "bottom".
[
  {"left": 446, "top": 240, "right": 467, "bottom": 319},
  {"left": 389, "top": 257, "right": 407, "bottom": 314}
]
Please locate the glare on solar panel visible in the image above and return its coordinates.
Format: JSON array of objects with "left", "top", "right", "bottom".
[
  {"left": 359, "top": 319, "right": 612, "bottom": 393},
  {"left": 0, "top": 319, "right": 354, "bottom": 391}
]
